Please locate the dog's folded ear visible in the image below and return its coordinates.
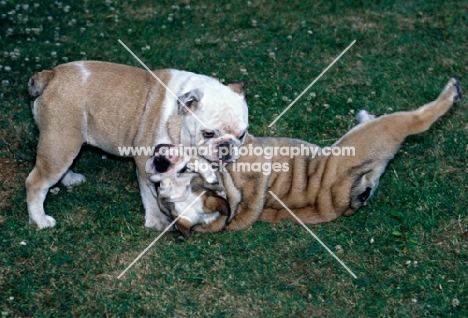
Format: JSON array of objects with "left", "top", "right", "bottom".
[
  {"left": 227, "top": 81, "right": 246, "bottom": 96},
  {"left": 177, "top": 89, "right": 203, "bottom": 115}
]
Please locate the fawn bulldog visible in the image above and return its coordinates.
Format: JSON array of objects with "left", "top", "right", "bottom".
[
  {"left": 149, "top": 78, "right": 461, "bottom": 238},
  {"left": 26, "top": 61, "right": 248, "bottom": 230}
]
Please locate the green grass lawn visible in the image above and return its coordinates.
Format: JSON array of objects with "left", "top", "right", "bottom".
[{"left": 1, "top": 0, "right": 467, "bottom": 316}]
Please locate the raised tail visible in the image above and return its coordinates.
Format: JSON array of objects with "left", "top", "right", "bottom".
[{"left": 28, "top": 70, "right": 54, "bottom": 101}]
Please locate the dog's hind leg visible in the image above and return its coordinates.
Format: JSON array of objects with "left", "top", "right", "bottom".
[
  {"left": 328, "top": 78, "right": 461, "bottom": 214},
  {"left": 404, "top": 78, "right": 461, "bottom": 135},
  {"left": 26, "top": 133, "right": 84, "bottom": 229}
]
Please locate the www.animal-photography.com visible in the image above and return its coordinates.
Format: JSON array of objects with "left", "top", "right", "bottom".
[{"left": 1, "top": 0, "right": 467, "bottom": 316}]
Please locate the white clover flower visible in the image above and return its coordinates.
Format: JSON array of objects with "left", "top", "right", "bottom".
[
  {"left": 4, "top": 66, "right": 11, "bottom": 72},
  {"left": 347, "top": 97, "right": 353, "bottom": 103},
  {"left": 452, "top": 298, "right": 460, "bottom": 307},
  {"left": 268, "top": 52, "right": 276, "bottom": 59},
  {"left": 64, "top": 5, "right": 70, "bottom": 12},
  {"left": 251, "top": 19, "right": 257, "bottom": 27},
  {"left": 50, "top": 187, "right": 60, "bottom": 195},
  {"left": 2, "top": 80, "right": 9, "bottom": 86},
  {"left": 287, "top": 35, "right": 292, "bottom": 40},
  {"left": 370, "top": 237, "right": 374, "bottom": 244},
  {"left": 20, "top": 241, "right": 26, "bottom": 245},
  {"left": 47, "top": 16, "right": 53, "bottom": 21},
  {"left": 51, "top": 51, "right": 57, "bottom": 58}
]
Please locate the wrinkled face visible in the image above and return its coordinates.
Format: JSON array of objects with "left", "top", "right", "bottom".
[
  {"left": 145, "top": 144, "right": 218, "bottom": 202},
  {"left": 178, "top": 82, "right": 249, "bottom": 163}
]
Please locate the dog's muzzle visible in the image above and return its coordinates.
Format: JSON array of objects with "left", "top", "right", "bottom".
[{"left": 217, "top": 141, "right": 236, "bottom": 161}]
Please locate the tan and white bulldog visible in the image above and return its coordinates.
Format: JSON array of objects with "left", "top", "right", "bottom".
[
  {"left": 26, "top": 61, "right": 248, "bottom": 229},
  {"left": 152, "top": 78, "right": 461, "bottom": 236}
]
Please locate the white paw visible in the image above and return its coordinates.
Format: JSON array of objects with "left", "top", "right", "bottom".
[
  {"left": 355, "top": 110, "right": 376, "bottom": 124},
  {"left": 450, "top": 78, "right": 462, "bottom": 102},
  {"left": 145, "top": 216, "right": 173, "bottom": 231},
  {"left": 61, "top": 170, "right": 86, "bottom": 187},
  {"left": 30, "top": 215, "right": 57, "bottom": 229}
]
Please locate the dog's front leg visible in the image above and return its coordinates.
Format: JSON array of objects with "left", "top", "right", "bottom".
[{"left": 135, "top": 157, "right": 171, "bottom": 230}]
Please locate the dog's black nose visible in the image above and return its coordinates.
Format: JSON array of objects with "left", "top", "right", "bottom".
[
  {"left": 218, "top": 142, "right": 234, "bottom": 161},
  {"left": 153, "top": 155, "right": 171, "bottom": 173}
]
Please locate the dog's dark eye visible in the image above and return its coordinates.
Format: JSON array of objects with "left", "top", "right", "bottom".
[
  {"left": 178, "top": 166, "right": 188, "bottom": 174},
  {"left": 203, "top": 131, "right": 215, "bottom": 139},
  {"left": 238, "top": 131, "right": 246, "bottom": 141}
]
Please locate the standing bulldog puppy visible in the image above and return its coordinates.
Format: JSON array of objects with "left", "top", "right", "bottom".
[{"left": 26, "top": 61, "right": 248, "bottom": 229}]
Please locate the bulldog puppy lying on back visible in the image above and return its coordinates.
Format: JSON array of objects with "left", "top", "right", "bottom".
[
  {"left": 149, "top": 78, "right": 461, "bottom": 237},
  {"left": 145, "top": 144, "right": 230, "bottom": 240},
  {"left": 26, "top": 61, "right": 248, "bottom": 230}
]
